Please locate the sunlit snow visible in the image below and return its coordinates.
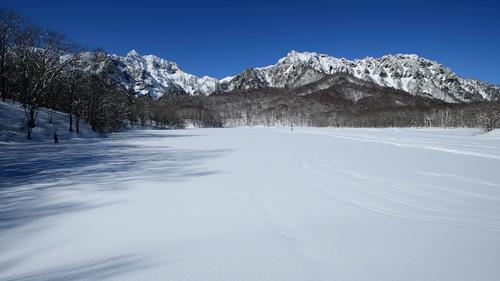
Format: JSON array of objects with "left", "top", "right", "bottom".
[{"left": 1, "top": 128, "right": 500, "bottom": 280}]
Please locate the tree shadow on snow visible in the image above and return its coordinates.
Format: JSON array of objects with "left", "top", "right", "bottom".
[
  {"left": 0, "top": 254, "right": 155, "bottom": 281},
  {"left": 0, "top": 132, "right": 230, "bottom": 233}
]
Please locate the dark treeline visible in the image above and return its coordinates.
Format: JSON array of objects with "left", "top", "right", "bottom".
[{"left": 160, "top": 88, "right": 500, "bottom": 131}]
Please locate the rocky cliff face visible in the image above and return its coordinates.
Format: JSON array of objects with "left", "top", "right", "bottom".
[
  {"left": 89, "top": 50, "right": 499, "bottom": 103},
  {"left": 110, "top": 50, "right": 218, "bottom": 98},
  {"left": 220, "top": 51, "right": 500, "bottom": 103}
]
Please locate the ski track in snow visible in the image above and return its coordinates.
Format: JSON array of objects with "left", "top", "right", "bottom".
[
  {"left": 271, "top": 155, "right": 500, "bottom": 233},
  {"left": 1, "top": 128, "right": 500, "bottom": 280},
  {"left": 284, "top": 129, "right": 500, "bottom": 232},
  {"left": 298, "top": 130, "right": 500, "bottom": 160}
]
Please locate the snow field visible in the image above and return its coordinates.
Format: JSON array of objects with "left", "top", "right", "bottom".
[{"left": 1, "top": 127, "right": 499, "bottom": 280}]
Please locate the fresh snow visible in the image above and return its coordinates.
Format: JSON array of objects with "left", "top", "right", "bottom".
[
  {"left": 115, "top": 50, "right": 218, "bottom": 98},
  {"left": 0, "top": 101, "right": 97, "bottom": 143},
  {"left": 221, "top": 51, "right": 500, "bottom": 102},
  {"left": 1, "top": 128, "right": 500, "bottom": 280}
]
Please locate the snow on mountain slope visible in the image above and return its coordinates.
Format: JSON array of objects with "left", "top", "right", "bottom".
[
  {"left": 88, "top": 49, "right": 499, "bottom": 102},
  {"left": 220, "top": 51, "right": 500, "bottom": 103},
  {"left": 112, "top": 50, "right": 218, "bottom": 98}
]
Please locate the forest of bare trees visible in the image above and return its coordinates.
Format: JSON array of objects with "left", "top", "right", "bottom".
[{"left": 161, "top": 89, "right": 500, "bottom": 131}]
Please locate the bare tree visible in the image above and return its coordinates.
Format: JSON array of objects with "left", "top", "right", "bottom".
[
  {"left": 11, "top": 23, "right": 72, "bottom": 139},
  {"left": 0, "top": 7, "right": 21, "bottom": 101},
  {"left": 60, "top": 64, "right": 85, "bottom": 132},
  {"left": 477, "top": 109, "right": 500, "bottom": 132}
]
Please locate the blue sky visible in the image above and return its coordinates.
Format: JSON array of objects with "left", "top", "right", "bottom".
[{"left": 1, "top": 0, "right": 499, "bottom": 83}]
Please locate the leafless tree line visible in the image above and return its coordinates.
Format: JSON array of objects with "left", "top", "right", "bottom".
[{"left": 163, "top": 90, "right": 500, "bottom": 131}]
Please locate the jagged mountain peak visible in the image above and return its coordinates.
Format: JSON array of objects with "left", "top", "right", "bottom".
[
  {"left": 125, "top": 50, "right": 181, "bottom": 74},
  {"left": 380, "top": 53, "right": 420, "bottom": 60},
  {"left": 113, "top": 50, "right": 217, "bottom": 98},
  {"left": 126, "top": 49, "right": 140, "bottom": 57},
  {"left": 220, "top": 50, "right": 499, "bottom": 102},
  {"left": 279, "top": 50, "right": 429, "bottom": 69},
  {"left": 280, "top": 50, "right": 342, "bottom": 63},
  {"left": 85, "top": 49, "right": 499, "bottom": 102},
  {"left": 278, "top": 50, "right": 317, "bottom": 64}
]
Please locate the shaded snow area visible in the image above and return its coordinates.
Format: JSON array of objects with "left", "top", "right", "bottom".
[
  {"left": 0, "top": 101, "right": 97, "bottom": 143},
  {"left": 1, "top": 128, "right": 500, "bottom": 281}
]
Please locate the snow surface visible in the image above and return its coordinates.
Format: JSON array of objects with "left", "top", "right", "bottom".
[
  {"left": 0, "top": 101, "right": 98, "bottom": 143},
  {"left": 1, "top": 128, "right": 500, "bottom": 280}
]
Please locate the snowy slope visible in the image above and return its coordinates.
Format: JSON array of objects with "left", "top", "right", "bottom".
[
  {"left": 220, "top": 51, "right": 500, "bottom": 102},
  {"left": 1, "top": 128, "right": 500, "bottom": 280},
  {"left": 0, "top": 100, "right": 97, "bottom": 142}
]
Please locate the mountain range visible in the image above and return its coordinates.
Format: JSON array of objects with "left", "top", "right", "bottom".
[{"left": 103, "top": 50, "right": 500, "bottom": 103}]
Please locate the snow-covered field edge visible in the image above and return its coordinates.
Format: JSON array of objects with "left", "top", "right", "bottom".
[{"left": 0, "top": 100, "right": 99, "bottom": 143}]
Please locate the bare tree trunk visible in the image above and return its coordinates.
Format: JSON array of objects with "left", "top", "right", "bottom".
[
  {"left": 75, "top": 116, "right": 80, "bottom": 134},
  {"left": 25, "top": 106, "right": 37, "bottom": 140},
  {"left": 69, "top": 112, "right": 73, "bottom": 132},
  {"left": 48, "top": 110, "right": 53, "bottom": 124},
  {"left": 0, "top": 78, "right": 5, "bottom": 101}
]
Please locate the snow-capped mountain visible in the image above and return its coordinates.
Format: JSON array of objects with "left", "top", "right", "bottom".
[
  {"left": 220, "top": 51, "right": 500, "bottom": 103},
  {"left": 111, "top": 50, "right": 218, "bottom": 98},
  {"left": 94, "top": 49, "right": 499, "bottom": 103}
]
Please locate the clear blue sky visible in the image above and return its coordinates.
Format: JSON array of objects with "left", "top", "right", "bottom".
[{"left": 1, "top": 0, "right": 499, "bottom": 84}]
